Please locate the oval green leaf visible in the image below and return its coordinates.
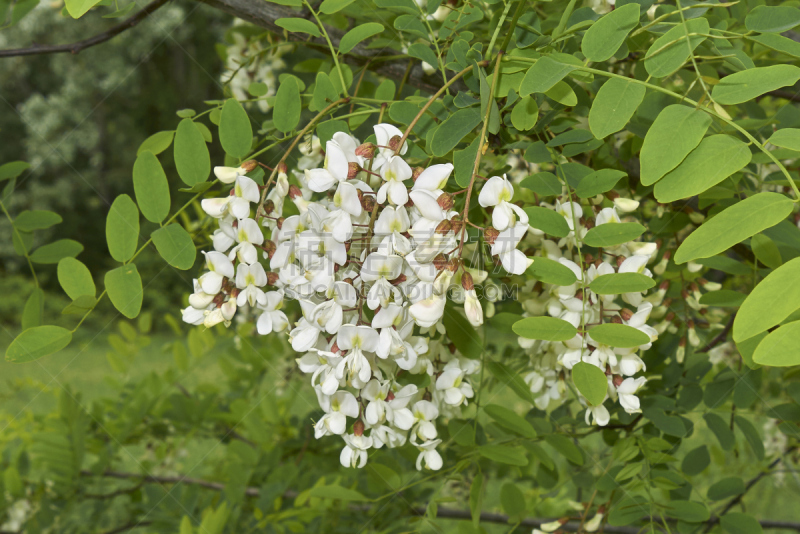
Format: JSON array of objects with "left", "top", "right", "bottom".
[
  {"left": 581, "top": 3, "right": 640, "bottom": 62},
  {"left": 590, "top": 272, "right": 655, "bottom": 294},
  {"left": 484, "top": 404, "right": 536, "bottom": 438},
  {"left": 339, "top": 22, "right": 384, "bottom": 54},
  {"left": 174, "top": 118, "right": 210, "bottom": 186},
  {"left": 57, "top": 257, "right": 95, "bottom": 300},
  {"left": 768, "top": 128, "right": 800, "bottom": 151},
  {"left": 152, "top": 224, "right": 196, "bottom": 270},
  {"left": 589, "top": 323, "right": 650, "bottom": 348},
  {"left": 137, "top": 130, "right": 174, "bottom": 156},
  {"left": 654, "top": 135, "right": 751, "bottom": 203},
  {"left": 527, "top": 256, "right": 578, "bottom": 285},
  {"left": 512, "top": 316, "right": 577, "bottom": 341},
  {"left": 430, "top": 107, "right": 482, "bottom": 157},
  {"left": 589, "top": 78, "right": 646, "bottom": 139},
  {"left": 219, "top": 98, "right": 252, "bottom": 159},
  {"left": 520, "top": 57, "right": 576, "bottom": 96},
  {"left": 644, "top": 17, "right": 709, "bottom": 78},
  {"left": 133, "top": 151, "right": 170, "bottom": 224},
  {"left": 106, "top": 194, "right": 139, "bottom": 263},
  {"left": 583, "top": 222, "right": 645, "bottom": 248},
  {"left": 640, "top": 105, "right": 712, "bottom": 186},
  {"left": 105, "top": 264, "right": 143, "bottom": 319},
  {"left": 675, "top": 193, "right": 794, "bottom": 264},
  {"left": 712, "top": 65, "right": 800, "bottom": 105},
  {"left": 30, "top": 239, "right": 84, "bottom": 264},
  {"left": 524, "top": 206, "right": 570, "bottom": 237},
  {"left": 573, "top": 362, "right": 608, "bottom": 406},
  {"left": 5, "top": 326, "right": 72, "bottom": 363},
  {"left": 14, "top": 210, "right": 62, "bottom": 231},
  {"left": 733, "top": 257, "right": 800, "bottom": 342},
  {"left": 275, "top": 17, "right": 321, "bottom": 37},
  {"left": 745, "top": 5, "right": 800, "bottom": 33},
  {"left": 274, "top": 76, "right": 302, "bottom": 134}
]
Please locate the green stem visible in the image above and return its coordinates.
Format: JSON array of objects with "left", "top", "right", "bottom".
[
  {"left": 487, "top": 0, "right": 514, "bottom": 58},
  {"left": 498, "top": 0, "right": 529, "bottom": 53},
  {"left": 304, "top": 0, "right": 349, "bottom": 97},
  {"left": 552, "top": 0, "right": 579, "bottom": 42},
  {"left": 674, "top": 0, "right": 713, "bottom": 101},
  {"left": 0, "top": 199, "right": 38, "bottom": 287}
]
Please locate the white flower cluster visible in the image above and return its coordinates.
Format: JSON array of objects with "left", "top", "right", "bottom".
[
  {"left": 182, "top": 123, "right": 539, "bottom": 470},
  {"left": 518, "top": 197, "right": 664, "bottom": 426}
]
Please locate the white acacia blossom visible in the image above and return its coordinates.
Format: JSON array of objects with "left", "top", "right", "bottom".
[{"left": 182, "top": 122, "right": 659, "bottom": 471}]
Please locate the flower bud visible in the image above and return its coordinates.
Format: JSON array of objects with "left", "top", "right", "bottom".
[
  {"left": 348, "top": 161, "right": 361, "bottom": 179},
  {"left": 263, "top": 199, "right": 275, "bottom": 215},
  {"left": 353, "top": 419, "right": 365, "bottom": 436},
  {"left": 610, "top": 315, "right": 623, "bottom": 324},
  {"left": 432, "top": 254, "right": 448, "bottom": 271},
  {"left": 276, "top": 217, "right": 284, "bottom": 229},
  {"left": 241, "top": 160, "right": 258, "bottom": 173},
  {"left": 437, "top": 193, "right": 454, "bottom": 210},
  {"left": 612, "top": 375, "right": 624, "bottom": 388},
  {"left": 288, "top": 185, "right": 303, "bottom": 199},
  {"left": 412, "top": 166, "right": 425, "bottom": 181},
  {"left": 262, "top": 240, "right": 277, "bottom": 259},
  {"left": 461, "top": 272, "right": 474, "bottom": 291},
  {"left": 435, "top": 219, "right": 453, "bottom": 235},
  {"left": 446, "top": 258, "right": 460, "bottom": 272},
  {"left": 275, "top": 162, "right": 287, "bottom": 174},
  {"left": 362, "top": 193, "right": 376, "bottom": 212},
  {"left": 620, "top": 308, "right": 633, "bottom": 321},
  {"left": 614, "top": 197, "right": 640, "bottom": 212},
  {"left": 450, "top": 220, "right": 464, "bottom": 235},
  {"left": 354, "top": 142, "right": 376, "bottom": 159},
  {"left": 484, "top": 227, "right": 500, "bottom": 245},
  {"left": 266, "top": 272, "right": 280, "bottom": 286},
  {"left": 388, "top": 135, "right": 403, "bottom": 153}
]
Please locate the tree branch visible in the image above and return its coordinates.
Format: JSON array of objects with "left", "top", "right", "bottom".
[
  {"left": 0, "top": 0, "right": 171, "bottom": 58},
  {"left": 79, "top": 469, "right": 800, "bottom": 532}
]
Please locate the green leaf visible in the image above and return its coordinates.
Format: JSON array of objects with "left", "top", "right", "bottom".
[
  {"left": 524, "top": 206, "right": 570, "bottom": 237},
  {"left": 707, "top": 477, "right": 744, "bottom": 501},
  {"left": 105, "top": 264, "right": 143, "bottom": 319},
  {"left": 442, "top": 306, "right": 482, "bottom": 359},
  {"left": 478, "top": 445, "right": 528, "bottom": 466},
  {"left": 57, "top": 257, "right": 95, "bottom": 300},
  {"left": 5, "top": 326, "right": 72, "bottom": 363},
  {"left": 734, "top": 416, "right": 765, "bottom": 460},
  {"left": 274, "top": 76, "right": 301, "bottom": 134},
  {"left": 453, "top": 137, "right": 480, "bottom": 187},
  {"left": 152, "top": 224, "right": 196, "bottom": 270},
  {"left": 500, "top": 483, "right": 526, "bottom": 520},
  {"left": 676, "top": 193, "right": 793, "bottom": 264},
  {"left": 698, "top": 290, "right": 745, "bottom": 308},
  {"left": 219, "top": 99, "right": 252, "bottom": 160},
  {"left": 544, "top": 81, "right": 577, "bottom": 106},
  {"left": 21, "top": 288, "right": 43, "bottom": 331},
  {"left": 721, "top": 513, "right": 763, "bottom": 534},
  {"left": 14, "top": 210, "right": 62, "bottom": 231},
  {"left": 319, "top": 0, "right": 354, "bottom": 13},
  {"left": 581, "top": 3, "right": 640, "bottom": 62},
  {"left": 106, "top": 194, "right": 139, "bottom": 263},
  {"left": 681, "top": 445, "right": 710, "bottom": 476},
  {"left": 665, "top": 501, "right": 710, "bottom": 523},
  {"left": 512, "top": 316, "right": 577, "bottom": 341},
  {"left": 0, "top": 161, "right": 29, "bottom": 181},
  {"left": 712, "top": 65, "right": 800, "bottom": 105},
  {"left": 275, "top": 17, "right": 321, "bottom": 37},
  {"left": 527, "top": 256, "right": 578, "bottom": 285},
  {"left": 267, "top": 0, "right": 301, "bottom": 5},
  {"left": 174, "top": 118, "right": 210, "bottom": 186},
  {"left": 311, "top": 72, "right": 339, "bottom": 112},
  {"left": 572, "top": 362, "right": 607, "bottom": 406},
  {"left": 521, "top": 172, "right": 561, "bottom": 196},
  {"left": 654, "top": 135, "right": 751, "bottom": 202},
  {"left": 733, "top": 257, "right": 800, "bottom": 342},
  {"left": 589, "top": 323, "right": 650, "bottom": 348},
  {"left": 752, "top": 321, "right": 800, "bottom": 366},
  {"left": 308, "top": 485, "right": 368, "bottom": 501},
  {"left": 544, "top": 434, "right": 584, "bottom": 465},
  {"left": 484, "top": 404, "right": 536, "bottom": 438},
  {"left": 30, "top": 239, "right": 83, "bottom": 264},
  {"left": 510, "top": 95, "right": 538, "bottom": 131},
  {"left": 751, "top": 233, "right": 782, "bottom": 269},
  {"left": 487, "top": 361, "right": 533, "bottom": 404},
  {"left": 644, "top": 17, "right": 709, "bottom": 78},
  {"left": 64, "top": 0, "right": 102, "bottom": 18},
  {"left": 469, "top": 472, "right": 484, "bottom": 527},
  {"left": 589, "top": 78, "right": 646, "bottom": 139},
  {"left": 339, "top": 23, "right": 384, "bottom": 54},
  {"left": 408, "top": 43, "right": 438, "bottom": 67},
  {"left": 640, "top": 105, "right": 712, "bottom": 186},
  {"left": 575, "top": 169, "right": 626, "bottom": 199},
  {"left": 747, "top": 33, "right": 800, "bottom": 59},
  {"left": 745, "top": 5, "right": 800, "bottom": 33},
  {"left": 768, "top": 128, "right": 800, "bottom": 151},
  {"left": 430, "top": 107, "right": 482, "bottom": 157},
  {"left": 519, "top": 57, "right": 576, "bottom": 96},
  {"left": 133, "top": 151, "right": 170, "bottom": 224},
  {"left": 590, "top": 273, "right": 655, "bottom": 294},
  {"left": 704, "top": 412, "right": 735, "bottom": 450},
  {"left": 547, "top": 129, "right": 593, "bottom": 147},
  {"left": 583, "top": 222, "right": 645, "bottom": 248}
]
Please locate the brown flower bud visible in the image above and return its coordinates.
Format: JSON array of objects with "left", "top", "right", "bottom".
[
  {"left": 241, "top": 160, "right": 258, "bottom": 173},
  {"left": 347, "top": 161, "right": 361, "bottom": 179},
  {"left": 275, "top": 162, "right": 288, "bottom": 174},
  {"left": 412, "top": 166, "right": 425, "bottom": 181},
  {"left": 388, "top": 135, "right": 403, "bottom": 153},
  {"left": 362, "top": 193, "right": 376, "bottom": 212},
  {"left": 461, "top": 272, "right": 474, "bottom": 291},
  {"left": 262, "top": 240, "right": 277, "bottom": 259},
  {"left": 386, "top": 390, "right": 395, "bottom": 401},
  {"left": 390, "top": 273, "right": 407, "bottom": 286},
  {"left": 620, "top": 308, "right": 634, "bottom": 321},
  {"left": 612, "top": 375, "right": 624, "bottom": 388},
  {"left": 437, "top": 193, "right": 454, "bottom": 210},
  {"left": 288, "top": 185, "right": 303, "bottom": 199},
  {"left": 435, "top": 219, "right": 453, "bottom": 235},
  {"left": 354, "top": 142, "right": 376, "bottom": 159},
  {"left": 610, "top": 315, "right": 623, "bottom": 324},
  {"left": 266, "top": 272, "right": 280, "bottom": 286},
  {"left": 432, "top": 254, "right": 447, "bottom": 271},
  {"left": 659, "top": 281, "right": 670, "bottom": 291},
  {"left": 353, "top": 419, "right": 365, "bottom": 436},
  {"left": 606, "top": 190, "right": 620, "bottom": 201},
  {"left": 276, "top": 217, "right": 284, "bottom": 230},
  {"left": 263, "top": 199, "right": 275, "bottom": 215},
  {"left": 446, "top": 258, "right": 460, "bottom": 272},
  {"left": 484, "top": 227, "right": 500, "bottom": 245},
  {"left": 450, "top": 219, "right": 464, "bottom": 235}
]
